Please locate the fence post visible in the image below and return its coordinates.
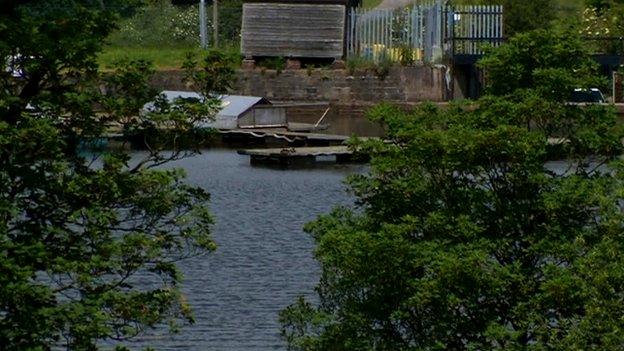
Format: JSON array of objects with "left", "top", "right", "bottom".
[
  {"left": 213, "top": 0, "right": 219, "bottom": 48},
  {"left": 351, "top": 7, "right": 356, "bottom": 56},
  {"left": 199, "top": 0, "right": 207, "bottom": 48}
]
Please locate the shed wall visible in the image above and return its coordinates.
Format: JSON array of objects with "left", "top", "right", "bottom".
[
  {"left": 241, "top": 3, "right": 346, "bottom": 59},
  {"left": 238, "top": 106, "right": 287, "bottom": 128}
]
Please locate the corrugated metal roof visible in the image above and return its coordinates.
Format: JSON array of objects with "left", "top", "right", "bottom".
[
  {"left": 218, "top": 95, "right": 270, "bottom": 118},
  {"left": 157, "top": 91, "right": 272, "bottom": 129},
  {"left": 160, "top": 91, "right": 270, "bottom": 118}
]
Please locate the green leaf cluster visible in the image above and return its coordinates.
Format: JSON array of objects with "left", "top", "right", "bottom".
[
  {"left": 478, "top": 29, "right": 605, "bottom": 98},
  {"left": 281, "top": 30, "right": 624, "bottom": 350},
  {"left": 182, "top": 49, "right": 239, "bottom": 98},
  {"left": 0, "top": 1, "right": 219, "bottom": 349},
  {"left": 455, "top": 0, "right": 557, "bottom": 36}
]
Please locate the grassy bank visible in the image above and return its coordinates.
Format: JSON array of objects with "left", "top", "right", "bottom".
[
  {"left": 98, "top": 46, "right": 242, "bottom": 70},
  {"left": 98, "top": 47, "right": 200, "bottom": 70},
  {"left": 363, "top": 0, "right": 383, "bottom": 8}
]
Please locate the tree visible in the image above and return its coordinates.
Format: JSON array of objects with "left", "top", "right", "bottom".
[
  {"left": 456, "top": 0, "right": 556, "bottom": 36},
  {"left": 280, "top": 30, "right": 624, "bottom": 350},
  {"left": 585, "top": 0, "right": 624, "bottom": 12},
  {"left": 500, "top": 0, "right": 556, "bottom": 36},
  {"left": 0, "top": 1, "right": 226, "bottom": 349},
  {"left": 580, "top": 0, "right": 624, "bottom": 54},
  {"left": 478, "top": 28, "right": 605, "bottom": 99}
]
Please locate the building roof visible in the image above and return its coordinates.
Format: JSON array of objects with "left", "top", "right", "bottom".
[
  {"left": 218, "top": 95, "right": 271, "bottom": 118},
  {"left": 159, "top": 90, "right": 270, "bottom": 119}
]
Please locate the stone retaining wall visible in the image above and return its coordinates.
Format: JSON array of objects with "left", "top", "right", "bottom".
[
  {"left": 149, "top": 66, "right": 445, "bottom": 137},
  {"left": 151, "top": 65, "right": 446, "bottom": 103},
  {"left": 235, "top": 66, "right": 445, "bottom": 102}
]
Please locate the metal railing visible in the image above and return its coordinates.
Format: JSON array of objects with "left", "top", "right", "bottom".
[
  {"left": 346, "top": 4, "right": 432, "bottom": 62},
  {"left": 346, "top": 3, "right": 504, "bottom": 63},
  {"left": 446, "top": 5, "right": 504, "bottom": 56}
]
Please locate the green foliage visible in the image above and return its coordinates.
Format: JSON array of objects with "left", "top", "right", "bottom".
[
  {"left": 373, "top": 54, "right": 393, "bottom": 80},
  {"left": 455, "top": 0, "right": 557, "bottom": 36},
  {"left": 502, "top": 0, "right": 557, "bottom": 35},
  {"left": 281, "top": 31, "right": 624, "bottom": 350},
  {"left": 362, "top": 0, "right": 383, "bottom": 8},
  {"left": 398, "top": 45, "right": 416, "bottom": 66},
  {"left": 585, "top": 0, "right": 624, "bottom": 11},
  {"left": 345, "top": 55, "right": 395, "bottom": 78},
  {"left": 106, "top": 0, "right": 243, "bottom": 49},
  {"left": 107, "top": 0, "right": 200, "bottom": 48},
  {"left": 579, "top": 2, "right": 624, "bottom": 53},
  {"left": 478, "top": 29, "right": 605, "bottom": 99},
  {"left": 346, "top": 56, "right": 373, "bottom": 75},
  {"left": 182, "top": 49, "right": 238, "bottom": 97},
  {"left": 0, "top": 1, "right": 218, "bottom": 349},
  {"left": 216, "top": 0, "right": 244, "bottom": 47},
  {"left": 99, "top": 47, "right": 204, "bottom": 70},
  {"left": 257, "top": 57, "right": 287, "bottom": 75}
]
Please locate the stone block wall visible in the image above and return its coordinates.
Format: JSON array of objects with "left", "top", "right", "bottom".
[
  {"left": 234, "top": 66, "right": 445, "bottom": 103},
  {"left": 151, "top": 66, "right": 446, "bottom": 103},
  {"left": 148, "top": 67, "right": 448, "bottom": 137}
]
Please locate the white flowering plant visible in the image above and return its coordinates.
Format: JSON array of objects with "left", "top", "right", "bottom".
[
  {"left": 107, "top": 1, "right": 241, "bottom": 48},
  {"left": 580, "top": 5, "right": 624, "bottom": 54}
]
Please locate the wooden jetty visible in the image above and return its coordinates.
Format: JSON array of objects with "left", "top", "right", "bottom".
[
  {"left": 220, "top": 128, "right": 349, "bottom": 144},
  {"left": 238, "top": 146, "right": 366, "bottom": 166}
]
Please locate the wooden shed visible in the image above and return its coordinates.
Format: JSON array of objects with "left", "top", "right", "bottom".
[
  {"left": 158, "top": 91, "right": 285, "bottom": 129},
  {"left": 241, "top": 0, "right": 360, "bottom": 61}
]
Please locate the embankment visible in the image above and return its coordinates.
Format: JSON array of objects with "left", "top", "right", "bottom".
[
  {"left": 151, "top": 66, "right": 446, "bottom": 136},
  {"left": 151, "top": 66, "right": 446, "bottom": 104}
]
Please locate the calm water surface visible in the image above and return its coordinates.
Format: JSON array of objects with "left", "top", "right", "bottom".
[{"left": 131, "top": 149, "right": 364, "bottom": 350}]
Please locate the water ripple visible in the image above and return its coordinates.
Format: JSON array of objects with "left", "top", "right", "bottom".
[{"left": 128, "top": 149, "right": 363, "bottom": 350}]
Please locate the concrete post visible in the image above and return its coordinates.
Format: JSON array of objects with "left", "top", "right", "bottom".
[
  {"left": 200, "top": 0, "right": 207, "bottom": 48},
  {"left": 213, "top": 0, "right": 219, "bottom": 48}
]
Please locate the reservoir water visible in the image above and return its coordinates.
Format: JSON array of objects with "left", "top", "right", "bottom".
[{"left": 130, "top": 149, "right": 364, "bottom": 350}]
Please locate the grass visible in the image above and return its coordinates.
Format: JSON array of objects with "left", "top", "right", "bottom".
[
  {"left": 362, "top": 0, "right": 383, "bottom": 8},
  {"left": 98, "top": 46, "right": 201, "bottom": 70},
  {"left": 98, "top": 45, "right": 242, "bottom": 71}
]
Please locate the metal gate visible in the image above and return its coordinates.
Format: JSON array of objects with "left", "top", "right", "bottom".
[
  {"left": 446, "top": 5, "right": 504, "bottom": 57},
  {"left": 346, "top": 3, "right": 432, "bottom": 62},
  {"left": 346, "top": 2, "right": 504, "bottom": 63}
]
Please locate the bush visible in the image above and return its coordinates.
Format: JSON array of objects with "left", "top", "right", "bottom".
[
  {"left": 108, "top": 1, "right": 199, "bottom": 47},
  {"left": 258, "top": 57, "right": 286, "bottom": 74},
  {"left": 346, "top": 56, "right": 374, "bottom": 75},
  {"left": 107, "top": 0, "right": 243, "bottom": 49}
]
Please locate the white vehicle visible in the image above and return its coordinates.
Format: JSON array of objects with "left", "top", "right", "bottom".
[{"left": 569, "top": 88, "right": 605, "bottom": 103}]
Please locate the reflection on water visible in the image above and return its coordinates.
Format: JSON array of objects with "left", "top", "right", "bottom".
[{"left": 129, "top": 149, "right": 364, "bottom": 350}]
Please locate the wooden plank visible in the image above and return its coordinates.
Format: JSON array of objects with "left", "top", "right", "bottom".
[
  {"left": 242, "top": 3, "right": 346, "bottom": 58},
  {"left": 238, "top": 145, "right": 367, "bottom": 166},
  {"left": 238, "top": 146, "right": 353, "bottom": 157},
  {"left": 219, "top": 129, "right": 352, "bottom": 142}
]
